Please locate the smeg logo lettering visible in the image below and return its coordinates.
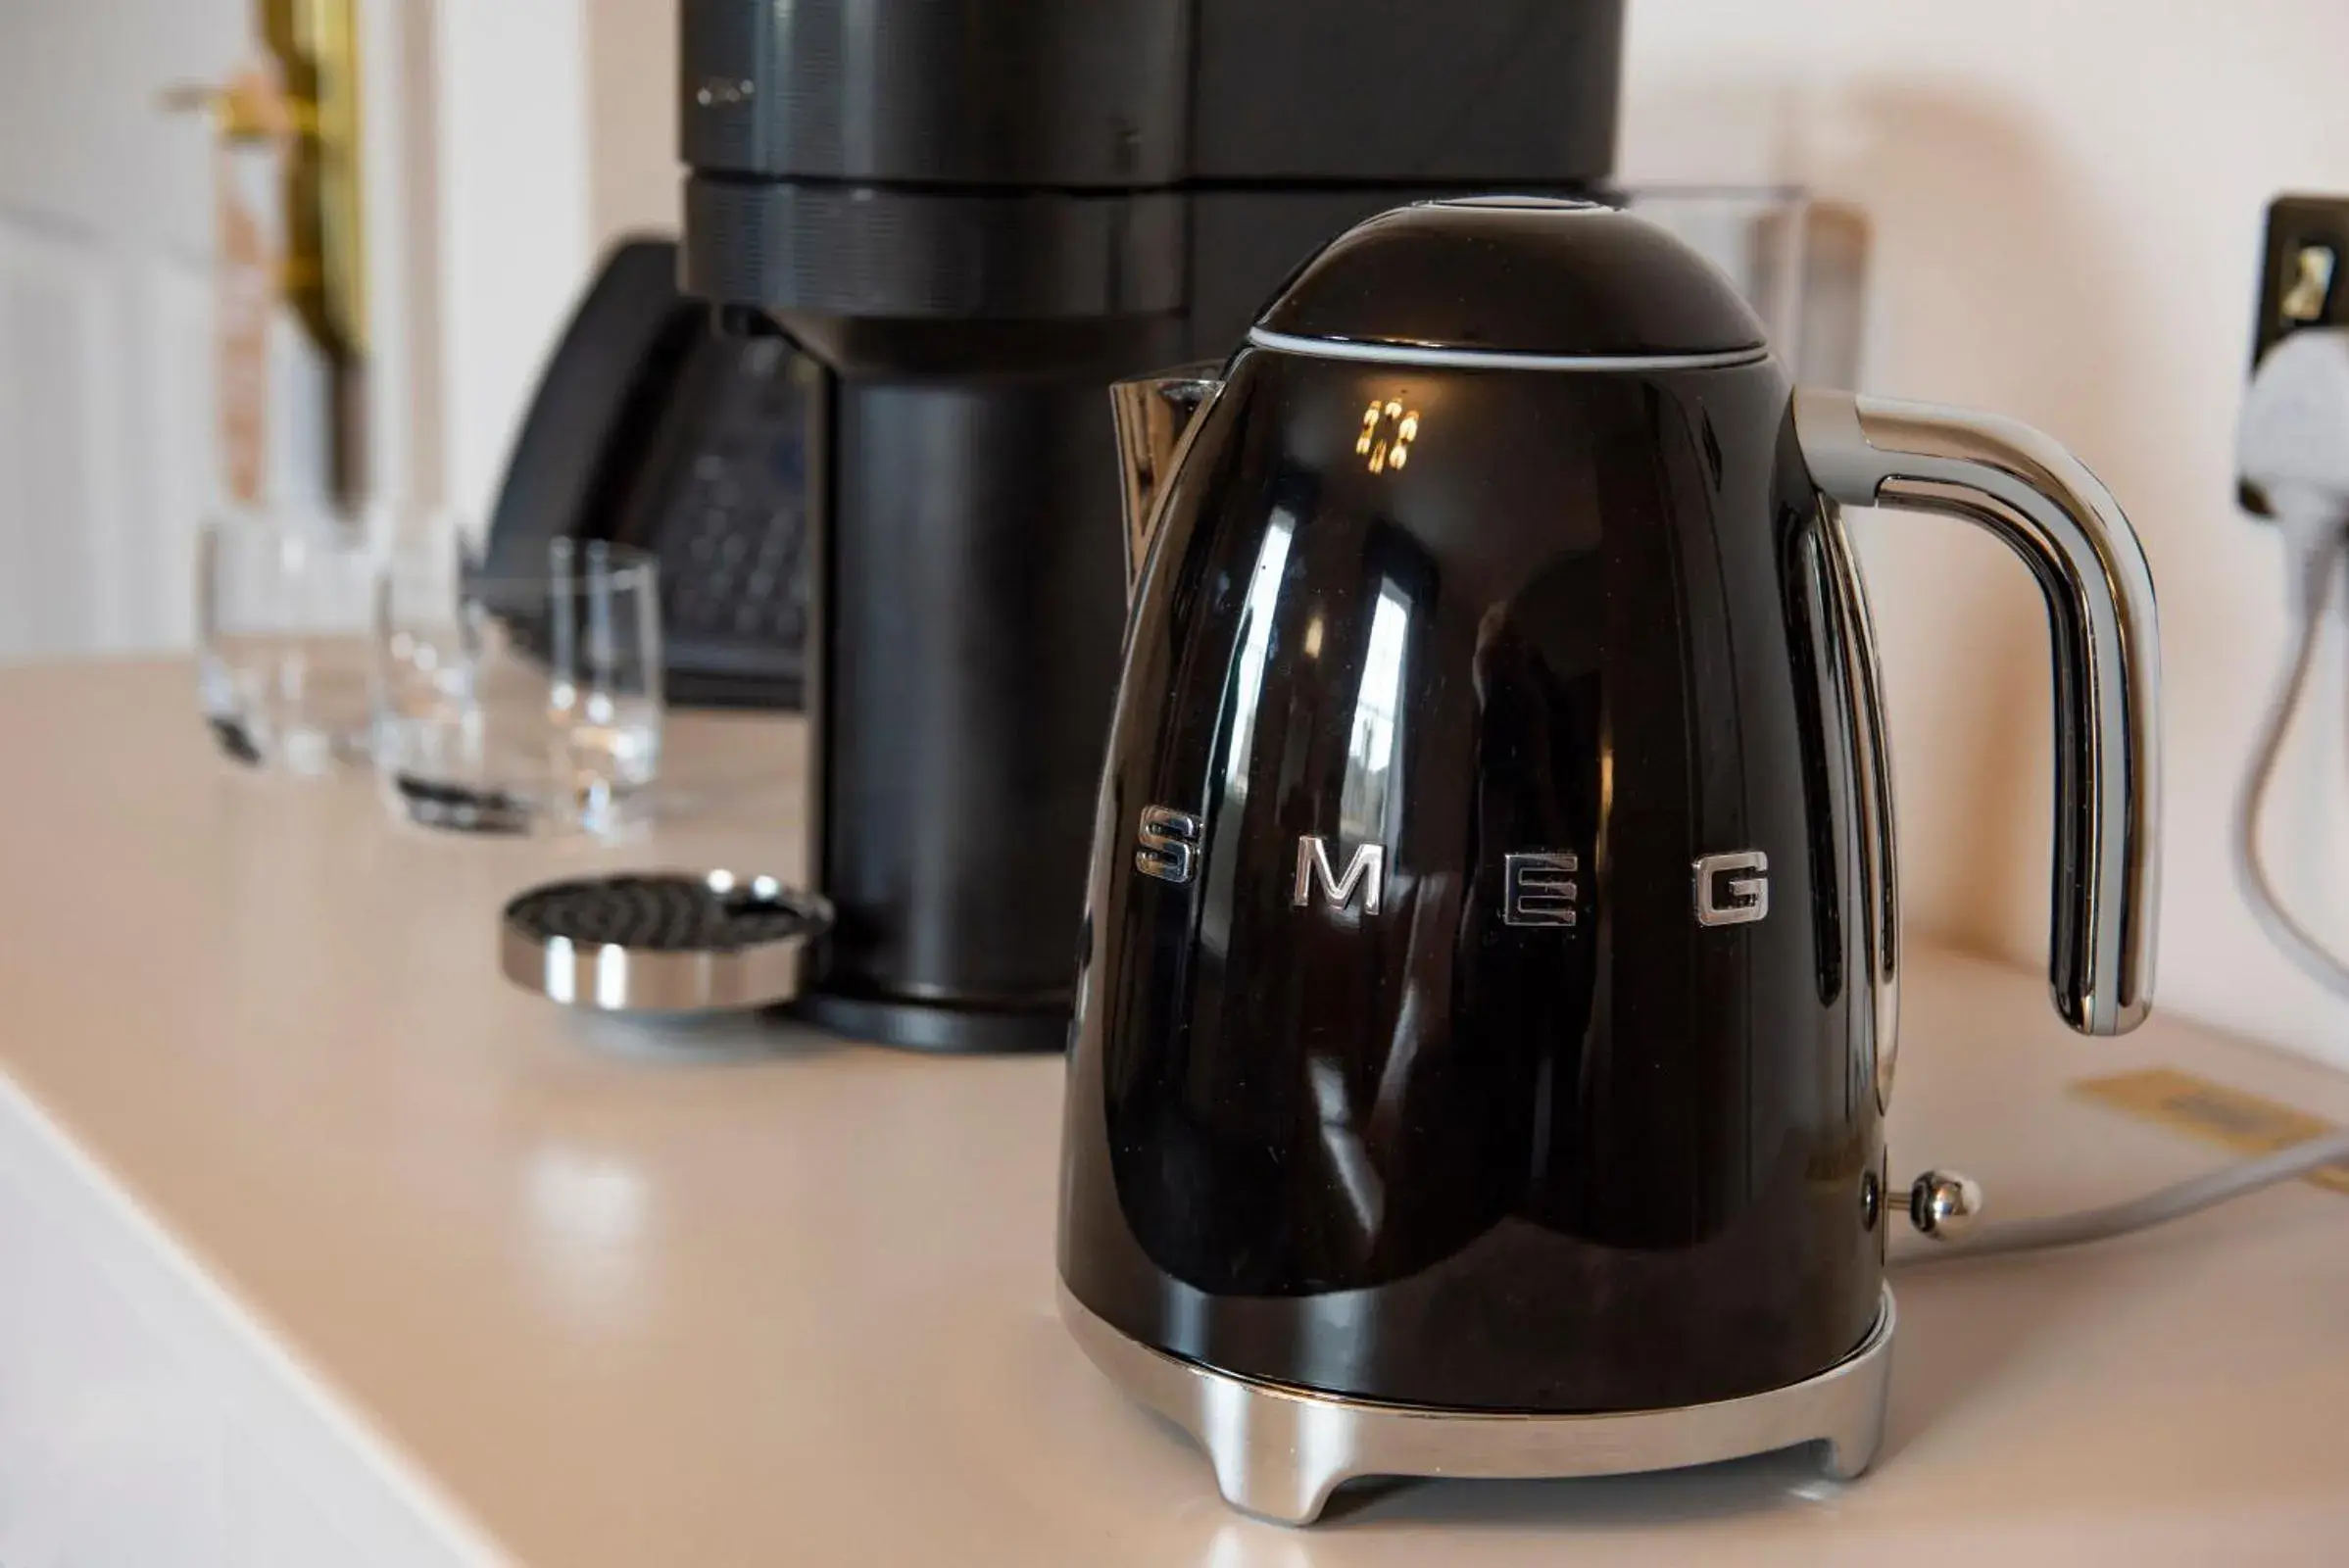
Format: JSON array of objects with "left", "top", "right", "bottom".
[{"left": 1131, "top": 807, "right": 1771, "bottom": 929}]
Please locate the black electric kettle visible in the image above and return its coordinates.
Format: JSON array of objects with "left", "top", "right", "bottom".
[{"left": 1056, "top": 198, "right": 2161, "bottom": 1521}]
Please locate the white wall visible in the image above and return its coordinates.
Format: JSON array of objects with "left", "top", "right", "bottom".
[
  {"left": 430, "top": 0, "right": 593, "bottom": 530},
  {"left": 1622, "top": 2, "right": 2349, "bottom": 1068},
  {"left": 585, "top": 0, "right": 678, "bottom": 244},
  {"left": 362, "top": 0, "right": 440, "bottom": 516},
  {"left": 0, "top": 0, "right": 354, "bottom": 658},
  {"left": 422, "top": 0, "right": 665, "bottom": 531}
]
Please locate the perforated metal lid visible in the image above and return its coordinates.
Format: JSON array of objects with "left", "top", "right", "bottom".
[{"left": 500, "top": 870, "right": 831, "bottom": 1012}]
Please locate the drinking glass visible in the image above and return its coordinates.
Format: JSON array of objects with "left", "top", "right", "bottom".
[
  {"left": 197, "top": 506, "right": 378, "bottom": 774},
  {"left": 372, "top": 537, "right": 664, "bottom": 835}
]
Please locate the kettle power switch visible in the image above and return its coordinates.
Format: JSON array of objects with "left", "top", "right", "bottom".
[{"left": 1908, "top": 1170, "right": 1986, "bottom": 1240}]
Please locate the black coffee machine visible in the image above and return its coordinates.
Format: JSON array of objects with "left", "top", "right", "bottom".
[{"left": 675, "top": 0, "right": 1626, "bottom": 1052}]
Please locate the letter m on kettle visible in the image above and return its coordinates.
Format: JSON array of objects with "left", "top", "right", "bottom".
[{"left": 1293, "top": 836, "right": 1385, "bottom": 915}]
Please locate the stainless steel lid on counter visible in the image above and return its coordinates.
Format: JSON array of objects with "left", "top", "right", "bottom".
[{"left": 500, "top": 871, "right": 830, "bottom": 1013}]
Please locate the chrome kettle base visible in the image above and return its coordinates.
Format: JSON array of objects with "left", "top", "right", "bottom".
[{"left": 1059, "top": 1281, "right": 1895, "bottom": 1525}]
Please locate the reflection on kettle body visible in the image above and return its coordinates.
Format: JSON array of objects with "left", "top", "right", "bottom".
[
  {"left": 1197, "top": 511, "right": 1297, "bottom": 966},
  {"left": 1339, "top": 581, "right": 1411, "bottom": 842},
  {"left": 1220, "top": 512, "right": 1296, "bottom": 805}
]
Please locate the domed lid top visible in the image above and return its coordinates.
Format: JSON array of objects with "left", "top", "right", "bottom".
[{"left": 1251, "top": 198, "right": 1769, "bottom": 363}]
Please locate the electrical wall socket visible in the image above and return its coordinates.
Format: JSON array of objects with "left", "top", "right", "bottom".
[
  {"left": 2252, "top": 195, "right": 2349, "bottom": 365},
  {"left": 2242, "top": 194, "right": 2349, "bottom": 515}
]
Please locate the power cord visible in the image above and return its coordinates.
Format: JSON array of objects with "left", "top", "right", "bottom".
[
  {"left": 1894, "top": 326, "right": 2349, "bottom": 1267},
  {"left": 1892, "top": 1128, "right": 2349, "bottom": 1268}
]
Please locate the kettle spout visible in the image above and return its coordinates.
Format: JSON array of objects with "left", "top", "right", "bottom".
[{"left": 1110, "top": 365, "right": 1223, "bottom": 603}]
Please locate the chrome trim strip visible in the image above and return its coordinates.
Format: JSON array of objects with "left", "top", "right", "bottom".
[
  {"left": 1819, "top": 499, "right": 1901, "bottom": 1106},
  {"left": 1060, "top": 1280, "right": 1896, "bottom": 1525},
  {"left": 1244, "top": 328, "right": 1771, "bottom": 373}
]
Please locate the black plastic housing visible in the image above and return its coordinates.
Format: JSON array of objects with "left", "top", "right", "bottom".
[
  {"left": 677, "top": 0, "right": 1627, "bottom": 1052},
  {"left": 680, "top": 0, "right": 1621, "bottom": 188}
]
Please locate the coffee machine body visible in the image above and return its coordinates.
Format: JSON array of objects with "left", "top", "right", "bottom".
[
  {"left": 676, "top": 0, "right": 1626, "bottom": 1051},
  {"left": 1059, "top": 199, "right": 2161, "bottom": 1518}
]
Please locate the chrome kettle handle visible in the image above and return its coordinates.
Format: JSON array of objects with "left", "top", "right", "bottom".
[{"left": 1794, "top": 389, "right": 2160, "bottom": 1036}]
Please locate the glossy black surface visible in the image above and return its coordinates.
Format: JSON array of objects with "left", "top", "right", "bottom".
[
  {"left": 680, "top": 0, "right": 1190, "bottom": 185},
  {"left": 1256, "top": 200, "right": 1769, "bottom": 359},
  {"left": 1060, "top": 347, "right": 1886, "bottom": 1411},
  {"left": 680, "top": 0, "right": 1623, "bottom": 187}
]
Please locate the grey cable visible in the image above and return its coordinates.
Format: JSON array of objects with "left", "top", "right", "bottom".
[
  {"left": 1895, "top": 470, "right": 2349, "bottom": 1268},
  {"left": 2231, "top": 511, "right": 2349, "bottom": 998},
  {"left": 1893, "top": 1126, "right": 2349, "bottom": 1267}
]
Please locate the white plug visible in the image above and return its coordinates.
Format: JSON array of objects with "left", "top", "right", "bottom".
[{"left": 2240, "top": 326, "right": 2349, "bottom": 607}]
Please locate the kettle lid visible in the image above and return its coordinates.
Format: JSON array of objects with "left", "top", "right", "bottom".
[{"left": 1253, "top": 197, "right": 1769, "bottom": 362}]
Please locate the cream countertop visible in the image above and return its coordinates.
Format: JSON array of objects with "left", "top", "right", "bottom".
[{"left": 0, "top": 661, "right": 2345, "bottom": 1565}]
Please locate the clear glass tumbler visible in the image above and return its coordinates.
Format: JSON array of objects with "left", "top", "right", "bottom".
[
  {"left": 372, "top": 537, "right": 664, "bottom": 835},
  {"left": 198, "top": 507, "right": 378, "bottom": 774}
]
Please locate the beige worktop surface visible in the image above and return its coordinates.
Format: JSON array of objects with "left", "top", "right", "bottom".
[{"left": 3, "top": 661, "right": 2347, "bottom": 1565}]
